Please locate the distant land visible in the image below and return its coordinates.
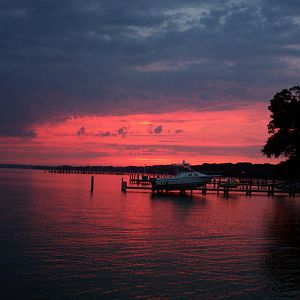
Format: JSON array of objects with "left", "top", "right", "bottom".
[{"left": 0, "top": 163, "right": 281, "bottom": 178}]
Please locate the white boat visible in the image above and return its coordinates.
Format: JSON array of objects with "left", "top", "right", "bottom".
[{"left": 151, "top": 161, "right": 216, "bottom": 191}]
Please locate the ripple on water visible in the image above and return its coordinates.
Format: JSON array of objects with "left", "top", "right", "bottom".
[{"left": 0, "top": 170, "right": 300, "bottom": 299}]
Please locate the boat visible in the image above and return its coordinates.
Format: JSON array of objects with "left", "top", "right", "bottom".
[{"left": 150, "top": 161, "right": 217, "bottom": 191}]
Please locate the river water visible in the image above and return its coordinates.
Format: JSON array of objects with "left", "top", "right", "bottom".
[{"left": 0, "top": 169, "right": 299, "bottom": 299}]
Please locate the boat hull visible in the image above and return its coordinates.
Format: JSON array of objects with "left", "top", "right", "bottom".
[{"left": 151, "top": 176, "right": 211, "bottom": 191}]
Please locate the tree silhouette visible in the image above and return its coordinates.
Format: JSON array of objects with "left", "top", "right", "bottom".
[{"left": 262, "top": 86, "right": 300, "bottom": 160}]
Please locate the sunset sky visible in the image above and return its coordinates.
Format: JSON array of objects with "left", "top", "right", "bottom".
[{"left": 1, "top": 0, "right": 299, "bottom": 166}]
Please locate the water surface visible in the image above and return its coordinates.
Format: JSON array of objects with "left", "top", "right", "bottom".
[{"left": 0, "top": 169, "right": 299, "bottom": 299}]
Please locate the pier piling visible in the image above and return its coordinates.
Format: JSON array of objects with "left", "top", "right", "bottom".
[
  {"left": 90, "top": 176, "right": 94, "bottom": 193},
  {"left": 121, "top": 178, "right": 127, "bottom": 192}
]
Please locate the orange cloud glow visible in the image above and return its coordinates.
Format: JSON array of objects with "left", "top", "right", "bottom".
[{"left": 0, "top": 103, "right": 280, "bottom": 166}]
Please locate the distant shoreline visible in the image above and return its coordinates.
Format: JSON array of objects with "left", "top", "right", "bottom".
[{"left": 0, "top": 162, "right": 279, "bottom": 179}]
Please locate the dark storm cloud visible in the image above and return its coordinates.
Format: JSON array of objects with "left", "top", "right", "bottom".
[
  {"left": 147, "top": 125, "right": 163, "bottom": 134},
  {"left": 154, "top": 126, "right": 163, "bottom": 134},
  {"left": 96, "top": 131, "right": 116, "bottom": 137},
  {"left": 117, "top": 127, "right": 128, "bottom": 137},
  {"left": 76, "top": 126, "right": 86, "bottom": 136},
  {"left": 1, "top": 0, "right": 300, "bottom": 137}
]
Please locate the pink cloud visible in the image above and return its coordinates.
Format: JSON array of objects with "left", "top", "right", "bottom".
[{"left": 0, "top": 103, "right": 281, "bottom": 165}]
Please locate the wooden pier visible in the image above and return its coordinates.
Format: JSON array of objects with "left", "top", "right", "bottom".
[
  {"left": 45, "top": 167, "right": 299, "bottom": 197},
  {"left": 46, "top": 168, "right": 118, "bottom": 175},
  {"left": 122, "top": 176, "right": 299, "bottom": 198},
  {"left": 128, "top": 173, "right": 169, "bottom": 184}
]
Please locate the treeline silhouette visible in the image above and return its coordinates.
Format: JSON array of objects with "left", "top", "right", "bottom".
[{"left": 1, "top": 162, "right": 296, "bottom": 179}]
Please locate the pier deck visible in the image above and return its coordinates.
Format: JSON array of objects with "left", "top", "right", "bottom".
[{"left": 122, "top": 176, "right": 299, "bottom": 197}]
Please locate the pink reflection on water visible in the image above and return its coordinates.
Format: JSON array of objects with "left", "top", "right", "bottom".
[{"left": 1, "top": 170, "right": 298, "bottom": 298}]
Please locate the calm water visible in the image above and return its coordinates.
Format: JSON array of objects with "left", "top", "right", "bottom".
[{"left": 0, "top": 169, "right": 300, "bottom": 299}]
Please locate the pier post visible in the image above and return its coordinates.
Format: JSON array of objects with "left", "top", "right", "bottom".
[
  {"left": 270, "top": 184, "right": 274, "bottom": 197},
  {"left": 223, "top": 187, "right": 229, "bottom": 197},
  {"left": 246, "top": 184, "right": 251, "bottom": 196},
  {"left": 289, "top": 191, "right": 295, "bottom": 198},
  {"left": 121, "top": 178, "right": 127, "bottom": 192},
  {"left": 90, "top": 176, "right": 94, "bottom": 193}
]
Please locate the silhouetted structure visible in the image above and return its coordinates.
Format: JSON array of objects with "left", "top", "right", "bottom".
[{"left": 0, "top": 162, "right": 278, "bottom": 178}]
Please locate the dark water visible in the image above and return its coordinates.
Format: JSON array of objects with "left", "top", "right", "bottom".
[{"left": 0, "top": 169, "right": 300, "bottom": 299}]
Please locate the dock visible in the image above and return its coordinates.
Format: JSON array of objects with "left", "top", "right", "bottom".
[
  {"left": 122, "top": 176, "right": 299, "bottom": 197},
  {"left": 45, "top": 166, "right": 299, "bottom": 197}
]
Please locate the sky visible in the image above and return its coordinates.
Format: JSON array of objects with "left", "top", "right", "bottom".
[{"left": 1, "top": 0, "right": 299, "bottom": 166}]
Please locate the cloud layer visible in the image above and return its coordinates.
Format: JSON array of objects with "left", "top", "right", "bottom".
[{"left": 1, "top": 0, "right": 300, "bottom": 137}]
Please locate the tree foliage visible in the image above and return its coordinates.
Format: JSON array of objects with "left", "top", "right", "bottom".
[{"left": 262, "top": 86, "right": 300, "bottom": 159}]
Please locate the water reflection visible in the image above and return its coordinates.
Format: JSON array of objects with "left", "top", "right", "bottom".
[
  {"left": 1, "top": 169, "right": 300, "bottom": 299},
  {"left": 150, "top": 192, "right": 197, "bottom": 208},
  {"left": 263, "top": 197, "right": 300, "bottom": 298}
]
